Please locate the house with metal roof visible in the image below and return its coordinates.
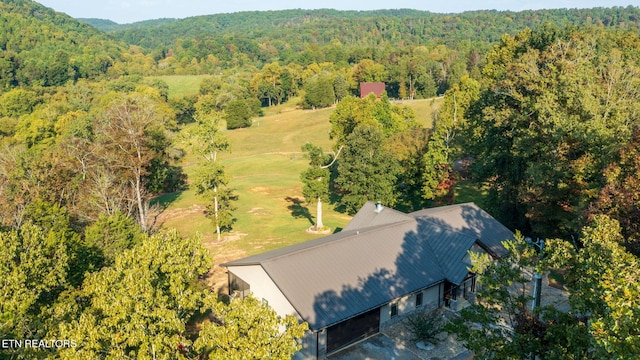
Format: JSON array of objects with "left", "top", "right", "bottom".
[{"left": 221, "top": 202, "right": 512, "bottom": 359}]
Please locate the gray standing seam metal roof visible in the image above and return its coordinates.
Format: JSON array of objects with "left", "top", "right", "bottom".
[
  {"left": 409, "top": 203, "right": 513, "bottom": 258},
  {"left": 342, "top": 202, "right": 414, "bottom": 231},
  {"left": 222, "top": 202, "right": 512, "bottom": 330}
]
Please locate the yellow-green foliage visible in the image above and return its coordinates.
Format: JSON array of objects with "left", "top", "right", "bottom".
[{"left": 195, "top": 295, "right": 308, "bottom": 359}]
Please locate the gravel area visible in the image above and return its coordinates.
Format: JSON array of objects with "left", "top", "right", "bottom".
[
  {"left": 380, "top": 309, "right": 470, "bottom": 360},
  {"left": 329, "top": 308, "right": 470, "bottom": 360}
]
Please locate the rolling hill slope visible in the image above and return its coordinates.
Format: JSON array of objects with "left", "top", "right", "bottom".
[
  {"left": 158, "top": 96, "right": 441, "bottom": 290},
  {"left": 0, "top": 0, "right": 127, "bottom": 88}
]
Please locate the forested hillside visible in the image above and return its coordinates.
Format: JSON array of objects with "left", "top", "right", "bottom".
[
  {"left": 2, "top": 1, "right": 640, "bottom": 358},
  {"left": 0, "top": 0, "right": 129, "bottom": 88},
  {"left": 97, "top": 7, "right": 640, "bottom": 67},
  {"left": 78, "top": 17, "right": 177, "bottom": 32}
]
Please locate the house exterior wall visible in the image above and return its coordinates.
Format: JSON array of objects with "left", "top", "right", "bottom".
[
  {"left": 228, "top": 272, "right": 250, "bottom": 298},
  {"left": 380, "top": 282, "right": 444, "bottom": 326},
  {"left": 318, "top": 329, "right": 327, "bottom": 358},
  {"left": 297, "top": 282, "right": 448, "bottom": 359},
  {"left": 226, "top": 265, "right": 298, "bottom": 318},
  {"left": 424, "top": 283, "right": 443, "bottom": 309}
]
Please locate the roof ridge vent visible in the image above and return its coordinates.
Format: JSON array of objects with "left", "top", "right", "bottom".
[{"left": 374, "top": 201, "right": 383, "bottom": 214}]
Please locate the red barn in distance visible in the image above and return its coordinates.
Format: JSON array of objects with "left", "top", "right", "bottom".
[{"left": 360, "top": 82, "right": 385, "bottom": 99}]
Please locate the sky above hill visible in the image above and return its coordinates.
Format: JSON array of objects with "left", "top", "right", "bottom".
[{"left": 37, "top": 0, "right": 635, "bottom": 24}]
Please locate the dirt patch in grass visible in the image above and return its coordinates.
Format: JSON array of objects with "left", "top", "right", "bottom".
[
  {"left": 248, "top": 186, "right": 271, "bottom": 195},
  {"left": 247, "top": 207, "right": 270, "bottom": 216},
  {"left": 156, "top": 204, "right": 205, "bottom": 225},
  {"left": 201, "top": 238, "right": 248, "bottom": 294}
]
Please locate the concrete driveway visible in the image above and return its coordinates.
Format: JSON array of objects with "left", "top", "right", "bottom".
[
  {"left": 327, "top": 333, "right": 422, "bottom": 360},
  {"left": 327, "top": 310, "right": 473, "bottom": 360}
]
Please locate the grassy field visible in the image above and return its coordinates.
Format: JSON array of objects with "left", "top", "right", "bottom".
[
  {"left": 148, "top": 75, "right": 210, "bottom": 98},
  {"left": 454, "top": 180, "right": 490, "bottom": 209},
  {"left": 153, "top": 77, "right": 444, "bottom": 290}
]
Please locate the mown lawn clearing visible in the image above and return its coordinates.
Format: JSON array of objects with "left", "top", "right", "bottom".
[
  {"left": 148, "top": 74, "right": 210, "bottom": 98},
  {"left": 156, "top": 95, "right": 447, "bottom": 292}
]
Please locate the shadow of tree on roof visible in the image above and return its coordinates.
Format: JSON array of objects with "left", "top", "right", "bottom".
[
  {"left": 311, "top": 216, "right": 458, "bottom": 331},
  {"left": 455, "top": 203, "right": 513, "bottom": 257},
  {"left": 311, "top": 203, "right": 514, "bottom": 334}
]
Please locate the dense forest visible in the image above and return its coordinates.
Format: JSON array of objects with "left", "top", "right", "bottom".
[
  {"left": 1, "top": 0, "right": 640, "bottom": 358},
  {"left": 85, "top": 7, "right": 640, "bottom": 60}
]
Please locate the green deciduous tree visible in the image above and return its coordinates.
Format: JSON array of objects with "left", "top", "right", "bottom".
[
  {"left": 194, "top": 295, "right": 308, "bottom": 360},
  {"left": 54, "top": 230, "right": 211, "bottom": 360},
  {"left": 300, "top": 143, "right": 333, "bottom": 230},
  {"left": 302, "top": 71, "right": 335, "bottom": 109},
  {"left": 224, "top": 99, "right": 252, "bottom": 129},
  {"left": 386, "top": 127, "right": 430, "bottom": 210},
  {"left": 0, "top": 223, "right": 68, "bottom": 343},
  {"left": 0, "top": 88, "right": 41, "bottom": 117},
  {"left": 333, "top": 72, "right": 350, "bottom": 103},
  {"left": 193, "top": 161, "right": 237, "bottom": 238},
  {"left": 464, "top": 26, "right": 640, "bottom": 237},
  {"left": 185, "top": 105, "right": 236, "bottom": 241},
  {"left": 447, "top": 233, "right": 592, "bottom": 359},
  {"left": 423, "top": 76, "right": 479, "bottom": 202},
  {"left": 352, "top": 59, "right": 387, "bottom": 84},
  {"left": 329, "top": 94, "right": 417, "bottom": 146},
  {"left": 329, "top": 94, "right": 421, "bottom": 212},
  {"left": 422, "top": 134, "right": 453, "bottom": 201},
  {"left": 545, "top": 215, "right": 640, "bottom": 358},
  {"left": 588, "top": 130, "right": 640, "bottom": 256},
  {"left": 83, "top": 210, "right": 144, "bottom": 268},
  {"left": 335, "top": 125, "right": 400, "bottom": 214},
  {"left": 251, "top": 62, "right": 286, "bottom": 106}
]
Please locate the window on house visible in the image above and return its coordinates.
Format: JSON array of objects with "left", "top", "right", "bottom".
[
  {"left": 416, "top": 292, "right": 423, "bottom": 307},
  {"left": 390, "top": 303, "right": 398, "bottom": 317}
]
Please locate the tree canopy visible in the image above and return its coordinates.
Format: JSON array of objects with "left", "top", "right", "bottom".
[
  {"left": 3, "top": 3, "right": 640, "bottom": 358},
  {"left": 545, "top": 216, "right": 640, "bottom": 358},
  {"left": 464, "top": 25, "right": 640, "bottom": 238}
]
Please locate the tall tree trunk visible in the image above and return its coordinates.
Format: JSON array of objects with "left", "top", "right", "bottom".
[
  {"left": 134, "top": 173, "right": 147, "bottom": 232},
  {"left": 214, "top": 184, "right": 221, "bottom": 241},
  {"left": 316, "top": 196, "right": 324, "bottom": 230}
]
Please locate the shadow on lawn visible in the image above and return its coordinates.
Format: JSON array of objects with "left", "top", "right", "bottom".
[
  {"left": 150, "top": 191, "right": 183, "bottom": 210},
  {"left": 285, "top": 196, "right": 314, "bottom": 225}
]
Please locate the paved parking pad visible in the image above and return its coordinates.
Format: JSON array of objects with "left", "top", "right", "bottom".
[
  {"left": 328, "top": 334, "right": 422, "bottom": 360},
  {"left": 326, "top": 271, "right": 567, "bottom": 360}
]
